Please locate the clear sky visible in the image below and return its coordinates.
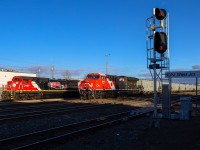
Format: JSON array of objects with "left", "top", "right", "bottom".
[{"left": 0, "top": 0, "right": 199, "bottom": 79}]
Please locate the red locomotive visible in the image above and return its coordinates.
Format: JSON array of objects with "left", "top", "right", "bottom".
[
  {"left": 2, "top": 76, "right": 79, "bottom": 100},
  {"left": 79, "top": 73, "right": 116, "bottom": 90},
  {"left": 78, "top": 73, "right": 142, "bottom": 99},
  {"left": 7, "top": 76, "right": 42, "bottom": 91}
]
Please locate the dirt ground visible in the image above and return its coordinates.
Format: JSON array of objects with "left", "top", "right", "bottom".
[
  {"left": 4, "top": 98, "right": 200, "bottom": 150},
  {"left": 53, "top": 112, "right": 200, "bottom": 150},
  {"left": 142, "top": 115, "right": 200, "bottom": 150},
  {"left": 41, "top": 98, "right": 200, "bottom": 150}
]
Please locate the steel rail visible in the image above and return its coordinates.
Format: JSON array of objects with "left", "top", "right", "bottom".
[
  {"left": 0, "top": 107, "right": 153, "bottom": 149},
  {"left": 0, "top": 103, "right": 88, "bottom": 114},
  {"left": 0, "top": 104, "right": 107, "bottom": 123}
]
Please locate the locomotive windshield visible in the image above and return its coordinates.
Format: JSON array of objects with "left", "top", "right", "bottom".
[{"left": 87, "top": 75, "right": 99, "bottom": 80}]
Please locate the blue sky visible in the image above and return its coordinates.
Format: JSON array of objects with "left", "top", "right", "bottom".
[{"left": 0, "top": 0, "right": 200, "bottom": 79}]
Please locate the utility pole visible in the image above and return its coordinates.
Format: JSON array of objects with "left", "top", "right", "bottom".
[
  {"left": 51, "top": 66, "right": 54, "bottom": 79},
  {"left": 37, "top": 66, "right": 41, "bottom": 77},
  {"left": 105, "top": 53, "right": 110, "bottom": 75}
]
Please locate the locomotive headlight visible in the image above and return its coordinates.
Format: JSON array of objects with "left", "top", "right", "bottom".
[{"left": 12, "top": 83, "right": 16, "bottom": 87}]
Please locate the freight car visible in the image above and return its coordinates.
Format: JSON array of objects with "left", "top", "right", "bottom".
[
  {"left": 1, "top": 76, "right": 79, "bottom": 100},
  {"left": 137, "top": 79, "right": 196, "bottom": 94},
  {"left": 78, "top": 73, "right": 143, "bottom": 99}
]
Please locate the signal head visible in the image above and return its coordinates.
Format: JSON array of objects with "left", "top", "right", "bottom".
[
  {"left": 155, "top": 8, "right": 167, "bottom": 20},
  {"left": 154, "top": 32, "right": 167, "bottom": 54}
]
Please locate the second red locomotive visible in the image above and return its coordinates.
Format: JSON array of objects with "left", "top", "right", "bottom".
[{"left": 78, "top": 73, "right": 143, "bottom": 99}]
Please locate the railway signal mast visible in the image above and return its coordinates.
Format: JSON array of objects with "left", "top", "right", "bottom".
[{"left": 146, "top": 8, "right": 170, "bottom": 117}]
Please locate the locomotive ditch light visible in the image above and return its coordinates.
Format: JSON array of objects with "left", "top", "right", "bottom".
[
  {"left": 12, "top": 83, "right": 16, "bottom": 87},
  {"left": 154, "top": 32, "right": 167, "bottom": 54},
  {"left": 155, "top": 8, "right": 167, "bottom": 20}
]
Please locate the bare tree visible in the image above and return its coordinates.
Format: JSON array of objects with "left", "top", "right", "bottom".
[{"left": 62, "top": 70, "right": 71, "bottom": 79}]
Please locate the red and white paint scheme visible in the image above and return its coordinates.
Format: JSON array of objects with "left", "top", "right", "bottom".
[
  {"left": 6, "top": 76, "right": 40, "bottom": 91},
  {"left": 48, "top": 82, "right": 61, "bottom": 89},
  {"left": 78, "top": 73, "right": 117, "bottom": 99},
  {"left": 78, "top": 73, "right": 116, "bottom": 91}
]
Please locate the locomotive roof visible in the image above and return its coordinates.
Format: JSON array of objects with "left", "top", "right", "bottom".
[
  {"left": 107, "top": 74, "right": 139, "bottom": 81},
  {"left": 13, "top": 76, "right": 49, "bottom": 81},
  {"left": 87, "top": 73, "right": 106, "bottom": 76},
  {"left": 118, "top": 76, "right": 139, "bottom": 81},
  {"left": 13, "top": 76, "right": 80, "bottom": 82},
  {"left": 86, "top": 73, "right": 139, "bottom": 81}
]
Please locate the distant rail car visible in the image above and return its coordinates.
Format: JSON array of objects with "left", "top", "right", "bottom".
[{"left": 1, "top": 76, "right": 79, "bottom": 100}]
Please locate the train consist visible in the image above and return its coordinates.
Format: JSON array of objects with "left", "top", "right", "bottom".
[
  {"left": 78, "top": 73, "right": 143, "bottom": 99},
  {"left": 1, "top": 76, "right": 79, "bottom": 100},
  {"left": 1, "top": 73, "right": 197, "bottom": 100},
  {"left": 78, "top": 73, "right": 197, "bottom": 99}
]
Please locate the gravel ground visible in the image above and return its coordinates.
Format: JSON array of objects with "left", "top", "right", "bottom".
[
  {"left": 0, "top": 100, "right": 141, "bottom": 139},
  {"left": 43, "top": 113, "right": 200, "bottom": 150},
  {"left": 1, "top": 98, "right": 199, "bottom": 150}
]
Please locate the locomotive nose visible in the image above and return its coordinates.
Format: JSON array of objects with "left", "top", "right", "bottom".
[{"left": 84, "top": 83, "right": 88, "bottom": 89}]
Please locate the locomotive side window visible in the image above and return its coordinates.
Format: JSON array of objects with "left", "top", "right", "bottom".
[
  {"left": 101, "top": 76, "right": 105, "bottom": 80},
  {"left": 94, "top": 75, "right": 99, "bottom": 79},
  {"left": 87, "top": 75, "right": 99, "bottom": 80}
]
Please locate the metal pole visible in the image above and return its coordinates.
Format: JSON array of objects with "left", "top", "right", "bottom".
[
  {"left": 51, "top": 66, "right": 54, "bottom": 79},
  {"left": 153, "top": 49, "right": 157, "bottom": 117},
  {"left": 196, "top": 77, "right": 198, "bottom": 98},
  {"left": 167, "top": 13, "right": 170, "bottom": 71},
  {"left": 38, "top": 67, "right": 41, "bottom": 77},
  {"left": 152, "top": 9, "right": 157, "bottom": 117},
  {"left": 105, "top": 54, "right": 110, "bottom": 75}
]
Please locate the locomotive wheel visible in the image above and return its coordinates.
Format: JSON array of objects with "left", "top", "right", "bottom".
[
  {"left": 80, "top": 90, "right": 97, "bottom": 100},
  {"left": 86, "top": 90, "right": 90, "bottom": 100},
  {"left": 2, "top": 92, "right": 11, "bottom": 100},
  {"left": 95, "top": 91, "right": 102, "bottom": 99},
  {"left": 100, "top": 91, "right": 104, "bottom": 99},
  {"left": 81, "top": 91, "right": 87, "bottom": 100},
  {"left": 15, "top": 94, "right": 21, "bottom": 100},
  {"left": 22, "top": 94, "right": 28, "bottom": 100},
  {"left": 79, "top": 90, "right": 85, "bottom": 100}
]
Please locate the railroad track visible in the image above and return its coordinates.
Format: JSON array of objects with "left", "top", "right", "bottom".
[
  {"left": 0, "top": 107, "right": 153, "bottom": 150},
  {"left": 0, "top": 104, "right": 108, "bottom": 124},
  {"left": 0, "top": 101, "right": 64, "bottom": 109},
  {"left": 0, "top": 102, "right": 89, "bottom": 114}
]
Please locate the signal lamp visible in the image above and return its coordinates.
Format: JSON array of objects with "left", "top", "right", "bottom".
[
  {"left": 154, "top": 32, "right": 167, "bottom": 54},
  {"left": 155, "top": 8, "right": 167, "bottom": 20}
]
